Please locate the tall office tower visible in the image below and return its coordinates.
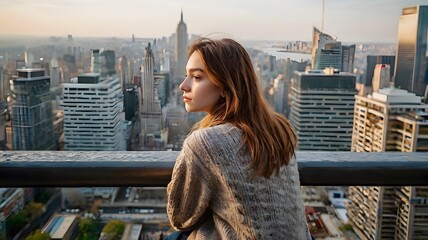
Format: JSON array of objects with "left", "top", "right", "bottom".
[
  {"left": 9, "top": 69, "right": 55, "bottom": 150},
  {"left": 152, "top": 39, "right": 161, "bottom": 72},
  {"left": 100, "top": 50, "right": 116, "bottom": 76},
  {"left": 154, "top": 73, "right": 168, "bottom": 107},
  {"left": 24, "top": 51, "right": 35, "bottom": 68},
  {"left": 394, "top": 5, "right": 428, "bottom": 97},
  {"left": 0, "top": 102, "right": 6, "bottom": 150},
  {"left": 62, "top": 73, "right": 125, "bottom": 150},
  {"left": 90, "top": 49, "right": 106, "bottom": 76},
  {"left": 341, "top": 45, "right": 355, "bottom": 73},
  {"left": 119, "top": 56, "right": 130, "bottom": 92},
  {"left": 289, "top": 68, "right": 356, "bottom": 150},
  {"left": 0, "top": 65, "right": 5, "bottom": 100},
  {"left": 311, "top": 27, "right": 342, "bottom": 70},
  {"left": 282, "top": 58, "right": 311, "bottom": 117},
  {"left": 160, "top": 49, "right": 171, "bottom": 73},
  {"left": 67, "top": 34, "right": 74, "bottom": 56},
  {"left": 140, "top": 43, "right": 162, "bottom": 138},
  {"left": 124, "top": 86, "right": 137, "bottom": 121},
  {"left": 16, "top": 59, "right": 25, "bottom": 70},
  {"left": 348, "top": 88, "right": 428, "bottom": 239},
  {"left": 365, "top": 55, "right": 395, "bottom": 88},
  {"left": 50, "top": 66, "right": 61, "bottom": 88},
  {"left": 174, "top": 10, "right": 188, "bottom": 84},
  {"left": 271, "top": 75, "right": 287, "bottom": 115},
  {"left": 372, "top": 64, "right": 391, "bottom": 92},
  {"left": 163, "top": 104, "right": 187, "bottom": 148}
]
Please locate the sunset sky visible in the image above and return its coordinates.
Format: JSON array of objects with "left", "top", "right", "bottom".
[{"left": 0, "top": 0, "right": 426, "bottom": 42}]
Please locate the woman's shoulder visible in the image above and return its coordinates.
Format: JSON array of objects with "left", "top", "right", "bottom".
[
  {"left": 185, "top": 123, "right": 241, "bottom": 148},
  {"left": 192, "top": 123, "right": 240, "bottom": 140}
]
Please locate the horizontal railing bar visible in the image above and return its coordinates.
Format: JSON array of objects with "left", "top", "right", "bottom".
[{"left": 1, "top": 151, "right": 427, "bottom": 187}]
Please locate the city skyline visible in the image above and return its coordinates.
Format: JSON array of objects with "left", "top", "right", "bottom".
[{"left": 0, "top": 0, "right": 427, "bottom": 42}]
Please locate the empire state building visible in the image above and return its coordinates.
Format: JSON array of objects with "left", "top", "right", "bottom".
[{"left": 175, "top": 10, "right": 188, "bottom": 84}]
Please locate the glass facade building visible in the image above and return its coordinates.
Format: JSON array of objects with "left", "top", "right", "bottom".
[
  {"left": 9, "top": 68, "right": 55, "bottom": 150},
  {"left": 394, "top": 5, "right": 428, "bottom": 97}
]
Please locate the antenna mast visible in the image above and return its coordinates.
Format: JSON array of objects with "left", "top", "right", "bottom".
[{"left": 321, "top": 0, "right": 325, "bottom": 32}]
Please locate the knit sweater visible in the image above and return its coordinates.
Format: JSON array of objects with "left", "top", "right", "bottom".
[{"left": 167, "top": 123, "right": 311, "bottom": 239}]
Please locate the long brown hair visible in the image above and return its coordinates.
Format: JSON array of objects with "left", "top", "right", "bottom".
[{"left": 189, "top": 38, "right": 297, "bottom": 178}]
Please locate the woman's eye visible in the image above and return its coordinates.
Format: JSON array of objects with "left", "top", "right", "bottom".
[{"left": 193, "top": 76, "right": 201, "bottom": 80}]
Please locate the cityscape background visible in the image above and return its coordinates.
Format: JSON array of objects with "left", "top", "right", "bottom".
[
  {"left": 0, "top": 1, "right": 427, "bottom": 239},
  {"left": 0, "top": 0, "right": 427, "bottom": 42}
]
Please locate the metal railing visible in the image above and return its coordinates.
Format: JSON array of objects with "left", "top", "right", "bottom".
[{"left": 1, "top": 151, "right": 427, "bottom": 187}]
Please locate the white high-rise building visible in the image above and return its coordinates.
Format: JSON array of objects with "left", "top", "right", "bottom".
[
  {"left": 62, "top": 73, "right": 125, "bottom": 150},
  {"left": 348, "top": 87, "right": 428, "bottom": 240},
  {"left": 351, "top": 88, "right": 426, "bottom": 152},
  {"left": 289, "top": 68, "right": 356, "bottom": 150}
]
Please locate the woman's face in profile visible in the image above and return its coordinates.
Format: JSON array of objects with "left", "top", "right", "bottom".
[{"left": 180, "top": 52, "right": 222, "bottom": 113}]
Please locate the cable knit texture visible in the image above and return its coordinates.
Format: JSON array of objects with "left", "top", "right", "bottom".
[{"left": 167, "top": 123, "right": 311, "bottom": 239}]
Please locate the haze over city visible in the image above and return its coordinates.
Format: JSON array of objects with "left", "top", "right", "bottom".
[
  {"left": 0, "top": 0, "right": 427, "bottom": 42},
  {"left": 1, "top": 1, "right": 428, "bottom": 239}
]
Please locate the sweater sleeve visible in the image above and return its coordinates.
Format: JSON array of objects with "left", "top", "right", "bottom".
[{"left": 167, "top": 133, "right": 213, "bottom": 231}]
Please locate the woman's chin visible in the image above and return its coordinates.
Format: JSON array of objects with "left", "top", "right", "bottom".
[{"left": 184, "top": 106, "right": 195, "bottom": 112}]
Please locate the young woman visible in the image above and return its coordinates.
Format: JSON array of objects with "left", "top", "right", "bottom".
[{"left": 167, "top": 38, "right": 310, "bottom": 239}]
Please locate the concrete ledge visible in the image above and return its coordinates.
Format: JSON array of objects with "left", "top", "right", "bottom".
[{"left": 1, "top": 151, "right": 427, "bottom": 187}]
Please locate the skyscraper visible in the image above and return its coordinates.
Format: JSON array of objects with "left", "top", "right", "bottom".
[
  {"left": 348, "top": 88, "right": 428, "bottom": 239},
  {"left": 0, "top": 64, "right": 5, "bottom": 101},
  {"left": 9, "top": 68, "right": 55, "bottom": 150},
  {"left": 100, "top": 50, "right": 116, "bottom": 76},
  {"left": 311, "top": 27, "right": 342, "bottom": 70},
  {"left": 174, "top": 10, "right": 188, "bottom": 85},
  {"left": 124, "top": 86, "right": 137, "bottom": 121},
  {"left": 90, "top": 49, "right": 106, "bottom": 76},
  {"left": 140, "top": 43, "right": 162, "bottom": 140},
  {"left": 282, "top": 59, "right": 309, "bottom": 117},
  {"left": 289, "top": 68, "right": 356, "bottom": 150},
  {"left": 0, "top": 102, "right": 6, "bottom": 150},
  {"left": 311, "top": 27, "right": 355, "bottom": 72},
  {"left": 119, "top": 56, "right": 130, "bottom": 92},
  {"left": 394, "top": 5, "right": 428, "bottom": 97},
  {"left": 341, "top": 45, "right": 355, "bottom": 73},
  {"left": 365, "top": 55, "right": 395, "bottom": 87},
  {"left": 372, "top": 64, "right": 391, "bottom": 93},
  {"left": 66, "top": 34, "right": 74, "bottom": 56},
  {"left": 62, "top": 73, "right": 125, "bottom": 151}
]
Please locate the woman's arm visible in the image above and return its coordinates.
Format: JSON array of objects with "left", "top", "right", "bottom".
[{"left": 167, "top": 133, "right": 213, "bottom": 231}]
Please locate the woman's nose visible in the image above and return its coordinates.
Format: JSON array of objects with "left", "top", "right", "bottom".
[{"left": 179, "top": 77, "right": 190, "bottom": 92}]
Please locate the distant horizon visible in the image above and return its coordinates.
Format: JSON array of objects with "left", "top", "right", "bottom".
[
  {"left": 0, "top": 33, "right": 398, "bottom": 45},
  {"left": 1, "top": 1, "right": 427, "bottom": 43}
]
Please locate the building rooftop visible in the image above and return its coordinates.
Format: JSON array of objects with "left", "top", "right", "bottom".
[
  {"left": 13, "top": 68, "right": 47, "bottom": 81},
  {"left": 372, "top": 87, "right": 422, "bottom": 104},
  {"left": 42, "top": 214, "right": 77, "bottom": 239},
  {"left": 16, "top": 68, "right": 45, "bottom": 73},
  {"left": 300, "top": 68, "right": 355, "bottom": 76}
]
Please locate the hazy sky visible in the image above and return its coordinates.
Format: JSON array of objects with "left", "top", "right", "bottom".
[{"left": 0, "top": 0, "right": 426, "bottom": 42}]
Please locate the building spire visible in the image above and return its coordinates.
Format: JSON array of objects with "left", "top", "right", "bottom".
[{"left": 181, "top": 9, "right": 183, "bottom": 22}]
